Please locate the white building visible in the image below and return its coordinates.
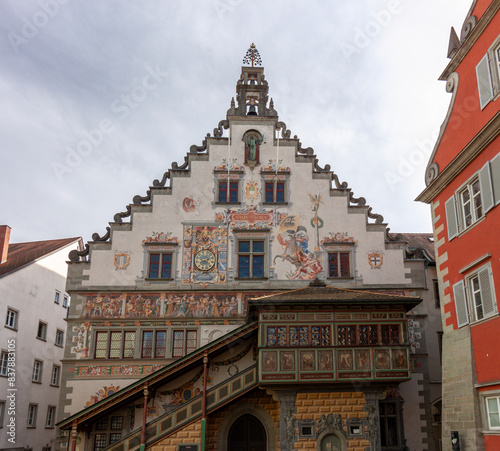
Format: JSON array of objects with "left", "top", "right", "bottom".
[{"left": 0, "top": 225, "right": 82, "bottom": 451}]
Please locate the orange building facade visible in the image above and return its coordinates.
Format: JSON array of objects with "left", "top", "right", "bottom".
[{"left": 417, "top": 1, "right": 500, "bottom": 450}]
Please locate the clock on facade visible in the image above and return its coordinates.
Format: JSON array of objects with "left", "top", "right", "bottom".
[{"left": 194, "top": 249, "right": 216, "bottom": 271}]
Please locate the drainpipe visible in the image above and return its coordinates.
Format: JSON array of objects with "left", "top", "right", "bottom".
[
  {"left": 140, "top": 383, "right": 149, "bottom": 451},
  {"left": 201, "top": 353, "right": 208, "bottom": 451},
  {"left": 70, "top": 421, "right": 78, "bottom": 451}
]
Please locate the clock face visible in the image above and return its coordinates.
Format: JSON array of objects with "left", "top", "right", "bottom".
[{"left": 194, "top": 250, "right": 216, "bottom": 271}]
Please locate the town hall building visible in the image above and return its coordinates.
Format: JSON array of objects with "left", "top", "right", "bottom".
[{"left": 55, "top": 45, "right": 441, "bottom": 451}]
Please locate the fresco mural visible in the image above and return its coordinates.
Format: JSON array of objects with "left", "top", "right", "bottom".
[
  {"left": 142, "top": 232, "right": 180, "bottom": 244},
  {"left": 79, "top": 292, "right": 248, "bottom": 319},
  {"left": 86, "top": 385, "right": 120, "bottom": 406},
  {"left": 275, "top": 215, "right": 323, "bottom": 280}
]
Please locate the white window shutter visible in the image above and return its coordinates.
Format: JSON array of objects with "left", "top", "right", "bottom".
[
  {"left": 490, "top": 153, "right": 500, "bottom": 205},
  {"left": 445, "top": 195, "right": 459, "bottom": 240},
  {"left": 478, "top": 267, "right": 495, "bottom": 317},
  {"left": 453, "top": 280, "right": 469, "bottom": 327},
  {"left": 479, "top": 162, "right": 495, "bottom": 213},
  {"left": 476, "top": 54, "right": 494, "bottom": 109}
]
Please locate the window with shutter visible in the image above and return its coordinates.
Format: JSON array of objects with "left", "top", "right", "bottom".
[
  {"left": 453, "top": 280, "right": 469, "bottom": 327},
  {"left": 479, "top": 162, "right": 495, "bottom": 213},
  {"left": 445, "top": 195, "right": 459, "bottom": 240},
  {"left": 476, "top": 54, "right": 494, "bottom": 109},
  {"left": 478, "top": 267, "right": 495, "bottom": 318},
  {"left": 490, "top": 154, "right": 500, "bottom": 206}
]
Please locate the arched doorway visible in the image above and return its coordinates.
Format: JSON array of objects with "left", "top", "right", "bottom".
[
  {"left": 228, "top": 414, "right": 267, "bottom": 451},
  {"left": 319, "top": 433, "right": 342, "bottom": 451}
]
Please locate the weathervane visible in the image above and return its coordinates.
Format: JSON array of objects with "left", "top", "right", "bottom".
[{"left": 242, "top": 43, "right": 262, "bottom": 67}]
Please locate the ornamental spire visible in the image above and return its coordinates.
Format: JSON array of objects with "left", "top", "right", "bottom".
[{"left": 242, "top": 43, "right": 262, "bottom": 67}]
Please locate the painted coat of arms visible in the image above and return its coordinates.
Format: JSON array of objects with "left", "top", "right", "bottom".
[{"left": 368, "top": 252, "right": 383, "bottom": 269}]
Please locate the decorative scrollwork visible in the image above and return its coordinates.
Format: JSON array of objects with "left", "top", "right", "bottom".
[
  {"left": 92, "top": 227, "right": 111, "bottom": 242},
  {"left": 113, "top": 205, "right": 132, "bottom": 223},
  {"left": 425, "top": 162, "right": 440, "bottom": 186},
  {"left": 213, "top": 120, "right": 229, "bottom": 138},
  {"left": 332, "top": 173, "right": 348, "bottom": 189},
  {"left": 367, "top": 206, "right": 383, "bottom": 223},
  {"left": 133, "top": 191, "right": 151, "bottom": 205},
  {"left": 189, "top": 137, "right": 208, "bottom": 154},
  {"left": 276, "top": 121, "right": 291, "bottom": 139},
  {"left": 460, "top": 15, "right": 477, "bottom": 42},
  {"left": 385, "top": 227, "right": 403, "bottom": 242},
  {"left": 68, "top": 244, "right": 89, "bottom": 262},
  {"left": 153, "top": 171, "right": 170, "bottom": 187},
  {"left": 316, "top": 413, "right": 346, "bottom": 439},
  {"left": 313, "top": 158, "right": 331, "bottom": 173},
  {"left": 296, "top": 140, "right": 314, "bottom": 156},
  {"left": 349, "top": 192, "right": 367, "bottom": 206},
  {"left": 171, "top": 156, "right": 189, "bottom": 171}
]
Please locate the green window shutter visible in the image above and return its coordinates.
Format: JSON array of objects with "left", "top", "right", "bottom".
[
  {"left": 476, "top": 54, "right": 494, "bottom": 110},
  {"left": 453, "top": 280, "right": 469, "bottom": 327},
  {"left": 490, "top": 154, "right": 500, "bottom": 205},
  {"left": 479, "top": 162, "right": 495, "bottom": 213},
  {"left": 445, "top": 195, "right": 459, "bottom": 240},
  {"left": 478, "top": 267, "right": 495, "bottom": 317}
]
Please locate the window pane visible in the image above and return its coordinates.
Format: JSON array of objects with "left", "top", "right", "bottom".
[
  {"left": 239, "top": 241, "right": 250, "bottom": 252},
  {"left": 95, "top": 332, "right": 108, "bottom": 359},
  {"left": 265, "top": 183, "right": 274, "bottom": 202},
  {"left": 0, "top": 352, "right": 8, "bottom": 376},
  {"left": 110, "top": 416, "right": 123, "bottom": 430},
  {"left": 155, "top": 331, "right": 166, "bottom": 358},
  {"left": 149, "top": 254, "right": 160, "bottom": 279},
  {"left": 173, "top": 330, "right": 185, "bottom": 357},
  {"left": 110, "top": 433, "right": 121, "bottom": 444},
  {"left": 253, "top": 241, "right": 264, "bottom": 252},
  {"left": 328, "top": 253, "right": 339, "bottom": 277},
  {"left": 94, "top": 434, "right": 107, "bottom": 451},
  {"left": 161, "top": 254, "right": 172, "bottom": 279},
  {"left": 219, "top": 181, "right": 227, "bottom": 202},
  {"left": 142, "top": 331, "right": 153, "bottom": 358},
  {"left": 252, "top": 255, "right": 264, "bottom": 278},
  {"left": 229, "top": 182, "right": 238, "bottom": 202},
  {"left": 109, "top": 332, "right": 122, "bottom": 359},
  {"left": 276, "top": 183, "right": 285, "bottom": 202},
  {"left": 340, "top": 253, "right": 350, "bottom": 277},
  {"left": 238, "top": 255, "right": 250, "bottom": 278},
  {"left": 123, "top": 331, "right": 135, "bottom": 358},
  {"left": 186, "top": 330, "right": 197, "bottom": 354}
]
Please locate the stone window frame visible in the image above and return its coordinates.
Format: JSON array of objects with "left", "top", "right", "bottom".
[
  {"left": 213, "top": 170, "right": 244, "bottom": 206},
  {"left": 50, "top": 365, "right": 60, "bottom": 387},
  {"left": 5, "top": 307, "right": 18, "bottom": 330},
  {"left": 298, "top": 419, "right": 316, "bottom": 439},
  {"left": 55, "top": 329, "right": 64, "bottom": 347},
  {"left": 37, "top": 321, "right": 47, "bottom": 341},
  {"left": 0, "top": 351, "right": 8, "bottom": 376},
  {"left": 142, "top": 242, "right": 179, "bottom": 282},
  {"left": 140, "top": 329, "right": 168, "bottom": 359},
  {"left": 93, "top": 329, "right": 137, "bottom": 359},
  {"left": 479, "top": 388, "right": 500, "bottom": 434},
  {"left": 54, "top": 291, "right": 60, "bottom": 304},
  {"left": 322, "top": 242, "right": 356, "bottom": 280},
  {"left": 0, "top": 400, "right": 5, "bottom": 428},
  {"left": 261, "top": 171, "right": 290, "bottom": 206},
  {"left": 453, "top": 261, "right": 497, "bottom": 327},
  {"left": 233, "top": 230, "right": 270, "bottom": 280},
  {"left": 45, "top": 405, "right": 56, "bottom": 428},
  {"left": 27, "top": 403, "right": 38, "bottom": 428},
  {"left": 32, "top": 359, "right": 43, "bottom": 383}
]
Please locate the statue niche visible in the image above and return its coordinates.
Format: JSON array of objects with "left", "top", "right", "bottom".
[{"left": 243, "top": 130, "right": 263, "bottom": 168}]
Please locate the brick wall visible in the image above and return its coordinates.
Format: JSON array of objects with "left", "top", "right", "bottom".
[
  {"left": 152, "top": 420, "right": 202, "bottom": 451},
  {"left": 295, "top": 391, "right": 369, "bottom": 451}
]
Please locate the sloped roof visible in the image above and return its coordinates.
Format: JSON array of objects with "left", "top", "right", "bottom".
[
  {"left": 250, "top": 283, "right": 421, "bottom": 309},
  {"left": 0, "top": 237, "right": 80, "bottom": 277},
  {"left": 397, "top": 232, "right": 435, "bottom": 262}
]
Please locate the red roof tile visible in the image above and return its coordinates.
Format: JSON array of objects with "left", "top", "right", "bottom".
[{"left": 0, "top": 237, "right": 80, "bottom": 277}]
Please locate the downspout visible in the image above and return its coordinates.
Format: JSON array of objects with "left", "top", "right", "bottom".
[
  {"left": 201, "top": 352, "right": 208, "bottom": 451},
  {"left": 70, "top": 420, "right": 78, "bottom": 451},
  {"left": 140, "top": 383, "right": 149, "bottom": 451}
]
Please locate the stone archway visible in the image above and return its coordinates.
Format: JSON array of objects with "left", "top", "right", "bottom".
[
  {"left": 216, "top": 401, "right": 277, "bottom": 451},
  {"left": 228, "top": 414, "right": 266, "bottom": 450}
]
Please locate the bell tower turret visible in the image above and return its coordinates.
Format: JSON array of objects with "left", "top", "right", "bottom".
[{"left": 228, "top": 43, "right": 278, "bottom": 118}]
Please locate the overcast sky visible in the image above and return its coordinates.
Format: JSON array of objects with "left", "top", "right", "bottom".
[{"left": 0, "top": 0, "right": 473, "bottom": 244}]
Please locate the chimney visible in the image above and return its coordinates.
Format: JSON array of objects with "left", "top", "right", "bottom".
[{"left": 0, "top": 226, "right": 11, "bottom": 264}]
